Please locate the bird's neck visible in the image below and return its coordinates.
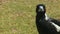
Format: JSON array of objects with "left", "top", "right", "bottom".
[
  {"left": 37, "top": 13, "right": 45, "bottom": 20},
  {"left": 37, "top": 13, "right": 49, "bottom": 20}
]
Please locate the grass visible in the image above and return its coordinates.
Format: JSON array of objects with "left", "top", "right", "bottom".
[{"left": 0, "top": 0, "right": 60, "bottom": 34}]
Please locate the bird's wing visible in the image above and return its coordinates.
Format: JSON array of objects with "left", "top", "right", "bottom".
[
  {"left": 50, "top": 18, "right": 60, "bottom": 26},
  {"left": 48, "top": 18, "right": 60, "bottom": 32},
  {"left": 50, "top": 21, "right": 60, "bottom": 32}
]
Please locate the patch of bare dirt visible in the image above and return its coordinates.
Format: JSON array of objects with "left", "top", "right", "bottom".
[{"left": 0, "top": 0, "right": 9, "bottom": 5}]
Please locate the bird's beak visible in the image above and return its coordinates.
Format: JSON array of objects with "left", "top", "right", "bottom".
[{"left": 39, "top": 6, "right": 44, "bottom": 12}]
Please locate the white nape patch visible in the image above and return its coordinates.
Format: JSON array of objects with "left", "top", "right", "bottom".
[
  {"left": 50, "top": 22, "right": 60, "bottom": 32},
  {"left": 45, "top": 14, "right": 49, "bottom": 20},
  {"left": 39, "top": 6, "right": 44, "bottom": 11}
]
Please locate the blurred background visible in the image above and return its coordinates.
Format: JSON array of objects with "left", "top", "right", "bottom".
[{"left": 0, "top": 0, "right": 60, "bottom": 34}]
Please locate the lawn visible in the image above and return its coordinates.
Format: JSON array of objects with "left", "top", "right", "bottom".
[{"left": 0, "top": 0, "right": 60, "bottom": 34}]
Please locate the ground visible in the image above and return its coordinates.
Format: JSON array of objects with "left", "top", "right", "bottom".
[{"left": 0, "top": 0, "right": 60, "bottom": 34}]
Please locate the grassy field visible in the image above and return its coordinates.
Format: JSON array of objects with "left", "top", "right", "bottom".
[{"left": 0, "top": 0, "right": 60, "bottom": 34}]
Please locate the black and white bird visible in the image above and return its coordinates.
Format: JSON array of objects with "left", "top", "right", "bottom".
[{"left": 36, "top": 4, "right": 60, "bottom": 34}]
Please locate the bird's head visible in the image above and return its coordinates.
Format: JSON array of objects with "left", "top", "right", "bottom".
[{"left": 36, "top": 4, "right": 46, "bottom": 15}]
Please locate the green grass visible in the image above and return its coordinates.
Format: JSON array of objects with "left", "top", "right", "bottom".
[{"left": 0, "top": 0, "right": 60, "bottom": 34}]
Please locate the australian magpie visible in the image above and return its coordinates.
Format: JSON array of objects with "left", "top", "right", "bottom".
[{"left": 36, "top": 4, "right": 60, "bottom": 34}]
